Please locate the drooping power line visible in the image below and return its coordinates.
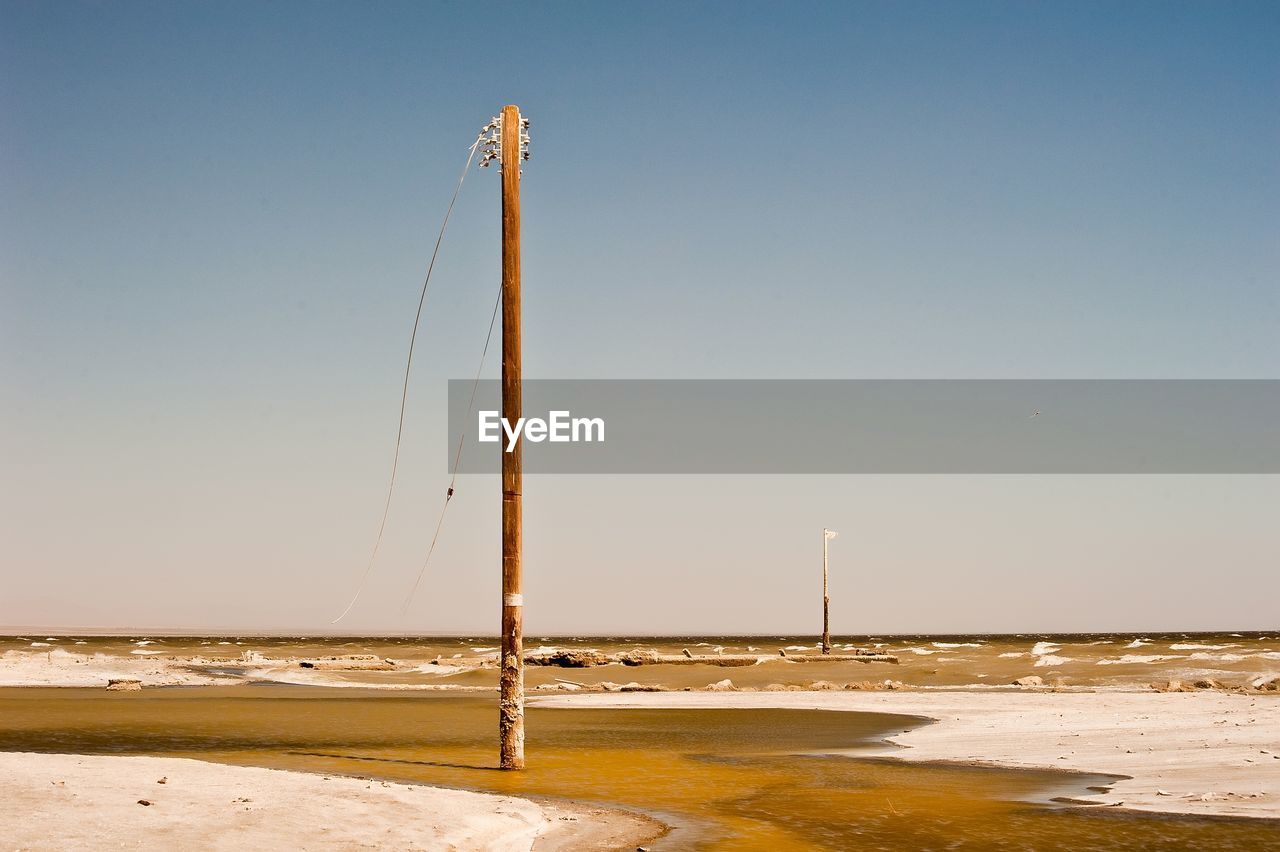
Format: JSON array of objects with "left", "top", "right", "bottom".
[{"left": 331, "top": 132, "right": 485, "bottom": 624}]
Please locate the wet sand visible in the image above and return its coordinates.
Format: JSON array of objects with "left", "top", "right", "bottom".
[
  {"left": 3, "top": 633, "right": 1277, "bottom": 848},
  {"left": 3, "top": 686, "right": 1278, "bottom": 849},
  {"left": 543, "top": 690, "right": 1280, "bottom": 820}
]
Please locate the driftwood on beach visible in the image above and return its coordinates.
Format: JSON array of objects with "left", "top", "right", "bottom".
[{"left": 523, "top": 649, "right": 898, "bottom": 668}]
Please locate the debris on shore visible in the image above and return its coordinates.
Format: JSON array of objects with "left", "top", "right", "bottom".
[
  {"left": 297, "top": 655, "right": 398, "bottom": 671},
  {"left": 523, "top": 648, "right": 898, "bottom": 668},
  {"left": 106, "top": 678, "right": 142, "bottom": 691}
]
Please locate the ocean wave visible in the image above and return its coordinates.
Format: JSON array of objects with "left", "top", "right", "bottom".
[
  {"left": 998, "top": 652, "right": 1025, "bottom": 658},
  {"left": 1096, "top": 654, "right": 1180, "bottom": 665},
  {"left": 415, "top": 663, "right": 466, "bottom": 675},
  {"left": 1187, "top": 652, "right": 1247, "bottom": 662},
  {"left": 905, "top": 647, "right": 940, "bottom": 655},
  {"left": 1031, "top": 642, "right": 1061, "bottom": 656},
  {"left": 1034, "top": 655, "right": 1071, "bottom": 667},
  {"left": 130, "top": 649, "right": 164, "bottom": 656},
  {"left": 1124, "top": 639, "right": 1151, "bottom": 649},
  {"left": 932, "top": 642, "right": 982, "bottom": 648},
  {"left": 1170, "top": 643, "right": 1239, "bottom": 651}
]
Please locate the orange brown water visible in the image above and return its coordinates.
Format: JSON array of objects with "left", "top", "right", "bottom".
[
  {"left": 1, "top": 686, "right": 1276, "bottom": 849},
  {"left": 6, "top": 632, "right": 1275, "bottom": 690}
]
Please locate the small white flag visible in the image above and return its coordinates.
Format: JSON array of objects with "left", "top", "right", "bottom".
[{"left": 824, "top": 529, "right": 839, "bottom": 540}]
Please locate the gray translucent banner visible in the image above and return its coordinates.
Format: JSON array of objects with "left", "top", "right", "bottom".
[{"left": 446, "top": 380, "right": 1279, "bottom": 474}]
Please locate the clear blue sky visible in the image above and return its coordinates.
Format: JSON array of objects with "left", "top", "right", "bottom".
[{"left": 2, "top": 2, "right": 1276, "bottom": 633}]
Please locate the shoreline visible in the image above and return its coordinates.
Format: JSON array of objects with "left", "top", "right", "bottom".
[
  {"left": 5, "top": 642, "right": 1277, "bottom": 693},
  {"left": 536, "top": 690, "right": 1280, "bottom": 821},
  {"left": 4, "top": 686, "right": 1277, "bottom": 846},
  {"left": 4, "top": 645, "right": 1277, "bottom": 839},
  {"left": 0, "top": 751, "right": 663, "bottom": 851}
]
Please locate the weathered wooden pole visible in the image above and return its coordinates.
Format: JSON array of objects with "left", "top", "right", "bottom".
[{"left": 498, "top": 104, "right": 525, "bottom": 770}]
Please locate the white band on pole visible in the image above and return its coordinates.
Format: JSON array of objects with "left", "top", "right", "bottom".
[{"left": 503, "top": 593, "right": 523, "bottom": 607}]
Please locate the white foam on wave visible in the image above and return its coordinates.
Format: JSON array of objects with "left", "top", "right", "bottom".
[
  {"left": 905, "top": 647, "right": 939, "bottom": 655},
  {"left": 1034, "top": 655, "right": 1071, "bottom": 667},
  {"left": 1096, "top": 654, "right": 1180, "bottom": 665},
  {"left": 135, "top": 640, "right": 154, "bottom": 646},
  {"left": 130, "top": 649, "right": 164, "bottom": 656},
  {"left": 1031, "top": 642, "right": 1060, "bottom": 656},
  {"left": 998, "top": 652, "right": 1025, "bottom": 658},
  {"left": 1125, "top": 639, "right": 1151, "bottom": 649},
  {"left": 470, "top": 647, "right": 497, "bottom": 653},
  {"left": 932, "top": 642, "right": 982, "bottom": 648},
  {"left": 415, "top": 663, "right": 466, "bottom": 675},
  {"left": 1188, "top": 652, "right": 1247, "bottom": 663},
  {"left": 1170, "top": 643, "right": 1238, "bottom": 651},
  {"left": 30, "top": 642, "right": 51, "bottom": 648}
]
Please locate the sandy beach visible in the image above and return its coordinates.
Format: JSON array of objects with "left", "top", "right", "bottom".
[
  {"left": 3, "top": 639, "right": 1278, "bottom": 846},
  {"left": 0, "top": 751, "right": 658, "bottom": 851},
  {"left": 540, "top": 690, "right": 1280, "bottom": 820}
]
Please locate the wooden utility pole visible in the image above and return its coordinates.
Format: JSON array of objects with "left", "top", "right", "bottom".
[
  {"left": 822, "top": 528, "right": 837, "bottom": 654},
  {"left": 498, "top": 104, "right": 525, "bottom": 770}
]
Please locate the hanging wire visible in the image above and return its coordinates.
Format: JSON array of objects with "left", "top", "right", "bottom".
[
  {"left": 400, "top": 281, "right": 502, "bottom": 615},
  {"left": 331, "top": 133, "right": 483, "bottom": 624}
]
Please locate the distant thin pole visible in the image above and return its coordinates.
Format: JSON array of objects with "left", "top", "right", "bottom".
[{"left": 822, "top": 528, "right": 837, "bottom": 654}]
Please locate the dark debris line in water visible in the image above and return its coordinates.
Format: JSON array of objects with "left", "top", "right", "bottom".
[{"left": 1, "top": 687, "right": 1277, "bottom": 850}]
